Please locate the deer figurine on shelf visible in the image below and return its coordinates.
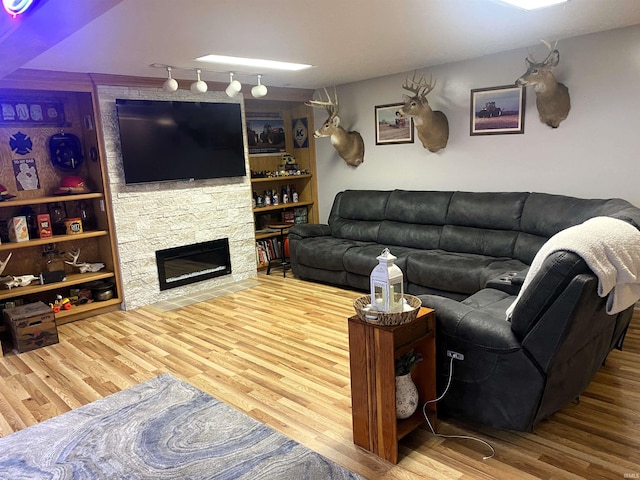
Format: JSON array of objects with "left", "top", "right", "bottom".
[
  {"left": 306, "top": 87, "right": 365, "bottom": 167},
  {"left": 65, "top": 249, "right": 105, "bottom": 274},
  {"left": 516, "top": 40, "right": 570, "bottom": 128},
  {"left": 399, "top": 72, "right": 449, "bottom": 153}
]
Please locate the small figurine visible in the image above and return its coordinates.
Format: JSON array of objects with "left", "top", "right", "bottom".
[{"left": 65, "top": 249, "right": 105, "bottom": 274}]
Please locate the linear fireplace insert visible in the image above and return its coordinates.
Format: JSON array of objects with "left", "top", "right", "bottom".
[{"left": 156, "top": 238, "right": 231, "bottom": 291}]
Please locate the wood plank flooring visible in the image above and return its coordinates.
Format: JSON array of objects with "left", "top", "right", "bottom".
[{"left": 0, "top": 273, "right": 638, "bottom": 479}]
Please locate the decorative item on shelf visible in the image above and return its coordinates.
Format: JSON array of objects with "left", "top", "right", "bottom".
[
  {"left": 64, "top": 217, "right": 83, "bottom": 235},
  {"left": 3, "top": 274, "right": 39, "bottom": 290},
  {"left": 64, "top": 249, "right": 105, "bottom": 274},
  {"left": 370, "top": 248, "right": 404, "bottom": 313},
  {"left": 48, "top": 132, "right": 84, "bottom": 170},
  {"left": 49, "top": 294, "right": 72, "bottom": 313},
  {"left": 394, "top": 349, "right": 423, "bottom": 419},
  {"left": 85, "top": 280, "right": 114, "bottom": 301},
  {"left": 49, "top": 203, "right": 66, "bottom": 235},
  {"left": 53, "top": 175, "right": 90, "bottom": 195},
  {"left": 0, "top": 252, "right": 12, "bottom": 276},
  {"left": 39, "top": 270, "right": 66, "bottom": 284},
  {"left": 19, "top": 207, "right": 38, "bottom": 239},
  {"left": 37, "top": 214, "right": 52, "bottom": 239},
  {"left": 353, "top": 294, "right": 422, "bottom": 326},
  {"left": 7, "top": 216, "right": 29, "bottom": 242},
  {"left": 0, "top": 184, "right": 16, "bottom": 201},
  {"left": 76, "top": 200, "right": 96, "bottom": 230}
]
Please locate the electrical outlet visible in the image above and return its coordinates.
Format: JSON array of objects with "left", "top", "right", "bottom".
[{"left": 447, "top": 350, "right": 465, "bottom": 361}]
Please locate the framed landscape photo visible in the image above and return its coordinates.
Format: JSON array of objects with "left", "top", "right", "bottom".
[
  {"left": 375, "top": 103, "right": 414, "bottom": 145},
  {"left": 470, "top": 85, "right": 525, "bottom": 136}
]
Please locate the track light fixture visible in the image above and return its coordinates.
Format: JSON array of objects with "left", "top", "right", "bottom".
[
  {"left": 251, "top": 74, "right": 268, "bottom": 98},
  {"left": 225, "top": 72, "right": 242, "bottom": 98},
  {"left": 151, "top": 64, "right": 270, "bottom": 98},
  {"left": 190, "top": 69, "right": 208, "bottom": 93},
  {"left": 162, "top": 66, "right": 179, "bottom": 93}
]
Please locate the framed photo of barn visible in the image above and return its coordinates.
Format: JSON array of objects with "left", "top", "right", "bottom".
[
  {"left": 470, "top": 85, "right": 525, "bottom": 135},
  {"left": 375, "top": 103, "right": 414, "bottom": 145}
]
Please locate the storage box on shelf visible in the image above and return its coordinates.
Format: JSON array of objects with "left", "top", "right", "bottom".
[
  {"left": 245, "top": 101, "right": 318, "bottom": 269},
  {"left": 0, "top": 73, "right": 122, "bottom": 326}
]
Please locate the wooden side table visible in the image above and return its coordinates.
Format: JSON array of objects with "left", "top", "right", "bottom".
[{"left": 347, "top": 307, "right": 436, "bottom": 464}]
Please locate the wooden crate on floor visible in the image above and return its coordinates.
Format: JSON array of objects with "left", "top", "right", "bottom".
[{"left": 3, "top": 301, "right": 59, "bottom": 353}]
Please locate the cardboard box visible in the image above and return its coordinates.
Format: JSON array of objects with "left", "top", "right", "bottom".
[
  {"left": 65, "top": 217, "right": 83, "bottom": 235},
  {"left": 7, "top": 216, "right": 29, "bottom": 242},
  {"left": 37, "top": 214, "right": 53, "bottom": 238},
  {"left": 3, "top": 301, "right": 58, "bottom": 353}
]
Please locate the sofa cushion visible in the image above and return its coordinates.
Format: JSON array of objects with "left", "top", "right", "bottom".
[
  {"left": 342, "top": 244, "right": 419, "bottom": 277},
  {"left": 406, "top": 251, "right": 523, "bottom": 295},
  {"left": 329, "top": 190, "right": 390, "bottom": 241},
  {"left": 440, "top": 225, "right": 518, "bottom": 257},
  {"left": 378, "top": 221, "right": 442, "bottom": 249},
  {"left": 446, "top": 191, "right": 528, "bottom": 230},
  {"left": 288, "top": 236, "right": 369, "bottom": 271},
  {"left": 385, "top": 190, "right": 453, "bottom": 224}
]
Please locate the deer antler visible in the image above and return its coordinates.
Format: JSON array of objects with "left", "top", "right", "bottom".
[
  {"left": 306, "top": 87, "right": 339, "bottom": 118},
  {"left": 403, "top": 71, "right": 436, "bottom": 98},
  {"left": 65, "top": 249, "right": 87, "bottom": 269},
  {"left": 0, "top": 252, "right": 12, "bottom": 276},
  {"left": 527, "top": 39, "right": 559, "bottom": 65}
]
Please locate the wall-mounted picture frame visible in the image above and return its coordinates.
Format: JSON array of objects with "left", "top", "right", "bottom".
[
  {"left": 375, "top": 103, "right": 414, "bottom": 145},
  {"left": 470, "top": 85, "right": 525, "bottom": 136}
]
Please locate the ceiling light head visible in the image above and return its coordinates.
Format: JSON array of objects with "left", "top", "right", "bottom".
[
  {"left": 196, "top": 54, "right": 312, "bottom": 72},
  {"left": 497, "top": 0, "right": 568, "bottom": 10},
  {"left": 251, "top": 74, "right": 268, "bottom": 98},
  {"left": 162, "top": 66, "right": 178, "bottom": 93},
  {"left": 190, "top": 69, "right": 208, "bottom": 93},
  {"left": 225, "top": 72, "right": 242, "bottom": 98}
]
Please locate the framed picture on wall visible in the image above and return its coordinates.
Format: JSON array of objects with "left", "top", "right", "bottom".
[
  {"left": 470, "top": 85, "right": 525, "bottom": 135},
  {"left": 375, "top": 103, "right": 414, "bottom": 145}
]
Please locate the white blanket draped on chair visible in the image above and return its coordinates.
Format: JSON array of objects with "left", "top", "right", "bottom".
[{"left": 506, "top": 216, "right": 640, "bottom": 320}]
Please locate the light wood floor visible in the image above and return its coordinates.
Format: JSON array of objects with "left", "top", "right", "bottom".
[{"left": 0, "top": 273, "right": 639, "bottom": 479}]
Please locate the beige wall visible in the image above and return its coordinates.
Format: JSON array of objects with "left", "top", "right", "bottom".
[{"left": 314, "top": 25, "right": 640, "bottom": 222}]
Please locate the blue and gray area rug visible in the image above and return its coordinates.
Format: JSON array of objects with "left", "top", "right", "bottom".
[{"left": 0, "top": 373, "right": 364, "bottom": 479}]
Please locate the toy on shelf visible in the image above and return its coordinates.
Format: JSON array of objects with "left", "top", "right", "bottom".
[{"left": 50, "top": 294, "right": 72, "bottom": 313}]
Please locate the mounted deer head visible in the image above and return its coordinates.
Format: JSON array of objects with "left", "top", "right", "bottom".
[
  {"left": 399, "top": 72, "right": 449, "bottom": 153},
  {"left": 516, "top": 40, "right": 570, "bottom": 128},
  {"left": 306, "top": 87, "right": 365, "bottom": 167}
]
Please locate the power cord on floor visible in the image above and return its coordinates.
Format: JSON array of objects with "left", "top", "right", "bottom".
[{"left": 422, "top": 355, "right": 496, "bottom": 460}]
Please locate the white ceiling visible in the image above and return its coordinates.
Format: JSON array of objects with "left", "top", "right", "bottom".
[{"left": 5, "top": 0, "right": 640, "bottom": 89}]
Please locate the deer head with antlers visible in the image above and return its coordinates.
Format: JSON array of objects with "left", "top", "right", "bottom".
[
  {"left": 516, "top": 40, "right": 570, "bottom": 128},
  {"left": 306, "top": 87, "right": 365, "bottom": 167},
  {"left": 399, "top": 72, "right": 449, "bottom": 153}
]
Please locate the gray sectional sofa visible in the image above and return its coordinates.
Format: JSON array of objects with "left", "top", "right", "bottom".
[{"left": 288, "top": 190, "right": 640, "bottom": 431}]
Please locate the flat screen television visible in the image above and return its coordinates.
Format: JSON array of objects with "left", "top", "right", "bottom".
[{"left": 115, "top": 99, "right": 246, "bottom": 184}]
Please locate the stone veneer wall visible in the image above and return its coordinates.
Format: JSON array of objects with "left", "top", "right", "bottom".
[{"left": 96, "top": 85, "right": 256, "bottom": 310}]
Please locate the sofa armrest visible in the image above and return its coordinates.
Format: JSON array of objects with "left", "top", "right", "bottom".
[
  {"left": 288, "top": 223, "right": 332, "bottom": 239},
  {"left": 423, "top": 295, "right": 521, "bottom": 352}
]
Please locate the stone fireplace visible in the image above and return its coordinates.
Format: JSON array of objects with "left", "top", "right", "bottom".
[{"left": 96, "top": 85, "right": 256, "bottom": 309}]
